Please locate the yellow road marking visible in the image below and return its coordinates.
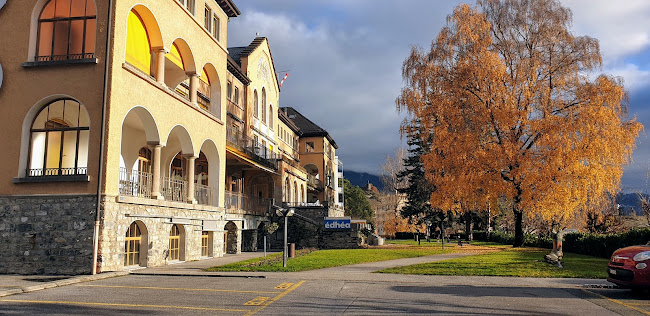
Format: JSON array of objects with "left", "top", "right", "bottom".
[
  {"left": 0, "top": 299, "right": 249, "bottom": 312},
  {"left": 581, "top": 289, "right": 650, "bottom": 315},
  {"left": 244, "top": 280, "right": 305, "bottom": 316},
  {"left": 78, "top": 284, "right": 281, "bottom": 294},
  {"left": 244, "top": 296, "right": 271, "bottom": 306},
  {"left": 274, "top": 282, "right": 294, "bottom": 289}
]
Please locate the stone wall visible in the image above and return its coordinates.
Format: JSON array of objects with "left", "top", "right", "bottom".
[
  {"left": 0, "top": 194, "right": 97, "bottom": 275},
  {"left": 100, "top": 196, "right": 238, "bottom": 272}
]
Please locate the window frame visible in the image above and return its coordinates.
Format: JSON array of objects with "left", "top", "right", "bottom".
[
  {"left": 35, "top": 0, "right": 97, "bottom": 62},
  {"left": 27, "top": 98, "right": 90, "bottom": 178}
]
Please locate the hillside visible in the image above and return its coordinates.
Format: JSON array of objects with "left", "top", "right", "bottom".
[{"left": 344, "top": 170, "right": 383, "bottom": 191}]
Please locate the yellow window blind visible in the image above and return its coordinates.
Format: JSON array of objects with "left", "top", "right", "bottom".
[
  {"left": 126, "top": 10, "right": 152, "bottom": 74},
  {"left": 168, "top": 43, "right": 184, "bottom": 70}
]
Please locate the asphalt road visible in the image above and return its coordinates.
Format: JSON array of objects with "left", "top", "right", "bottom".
[
  {"left": 1, "top": 252, "right": 649, "bottom": 315},
  {"left": 1, "top": 273, "right": 648, "bottom": 315}
]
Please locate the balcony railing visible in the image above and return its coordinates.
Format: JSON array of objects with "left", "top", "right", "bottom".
[
  {"left": 226, "top": 126, "right": 278, "bottom": 170},
  {"left": 161, "top": 176, "right": 187, "bottom": 202},
  {"left": 225, "top": 191, "right": 271, "bottom": 216},
  {"left": 227, "top": 99, "right": 244, "bottom": 120},
  {"left": 28, "top": 167, "right": 88, "bottom": 177},
  {"left": 119, "top": 168, "right": 152, "bottom": 199},
  {"left": 307, "top": 174, "right": 323, "bottom": 190},
  {"left": 195, "top": 183, "right": 215, "bottom": 206}
]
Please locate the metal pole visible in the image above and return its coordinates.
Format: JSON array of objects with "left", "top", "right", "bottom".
[
  {"left": 283, "top": 216, "right": 288, "bottom": 267},
  {"left": 264, "top": 235, "right": 267, "bottom": 261}
]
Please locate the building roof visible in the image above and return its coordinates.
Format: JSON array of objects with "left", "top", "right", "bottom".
[
  {"left": 228, "top": 37, "right": 281, "bottom": 91},
  {"left": 216, "top": 0, "right": 241, "bottom": 18},
  {"left": 227, "top": 55, "right": 251, "bottom": 85},
  {"left": 281, "top": 107, "right": 338, "bottom": 149},
  {"left": 278, "top": 109, "right": 302, "bottom": 135}
]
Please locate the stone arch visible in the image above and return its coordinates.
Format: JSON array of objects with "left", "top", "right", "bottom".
[
  {"left": 120, "top": 106, "right": 161, "bottom": 174},
  {"left": 198, "top": 62, "right": 222, "bottom": 118},
  {"left": 197, "top": 139, "right": 220, "bottom": 206},
  {"left": 165, "top": 38, "right": 196, "bottom": 89},
  {"left": 224, "top": 221, "right": 238, "bottom": 254},
  {"left": 124, "top": 220, "right": 148, "bottom": 267},
  {"left": 168, "top": 223, "right": 186, "bottom": 261},
  {"left": 124, "top": 5, "right": 164, "bottom": 76}
]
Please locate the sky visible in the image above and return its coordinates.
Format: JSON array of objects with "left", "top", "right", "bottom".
[{"left": 227, "top": 0, "right": 650, "bottom": 192}]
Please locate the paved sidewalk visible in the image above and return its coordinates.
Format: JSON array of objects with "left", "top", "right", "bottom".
[{"left": 0, "top": 251, "right": 275, "bottom": 297}]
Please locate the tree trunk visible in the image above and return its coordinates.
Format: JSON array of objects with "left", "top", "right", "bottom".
[
  {"left": 513, "top": 209, "right": 524, "bottom": 247},
  {"left": 465, "top": 212, "right": 473, "bottom": 241}
]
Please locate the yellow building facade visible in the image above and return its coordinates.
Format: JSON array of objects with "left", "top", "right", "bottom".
[{"left": 0, "top": 0, "right": 342, "bottom": 275}]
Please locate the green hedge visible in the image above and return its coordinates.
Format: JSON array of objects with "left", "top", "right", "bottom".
[{"left": 474, "top": 228, "right": 650, "bottom": 258}]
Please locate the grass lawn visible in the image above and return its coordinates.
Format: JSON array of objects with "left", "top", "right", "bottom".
[
  {"left": 378, "top": 247, "right": 608, "bottom": 279},
  {"left": 206, "top": 246, "right": 455, "bottom": 272}
]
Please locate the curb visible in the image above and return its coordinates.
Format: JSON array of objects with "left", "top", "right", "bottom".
[
  {"left": 130, "top": 271, "right": 266, "bottom": 278},
  {"left": 0, "top": 271, "right": 130, "bottom": 298}
]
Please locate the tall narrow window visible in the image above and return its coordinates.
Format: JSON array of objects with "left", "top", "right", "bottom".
[
  {"left": 261, "top": 88, "right": 267, "bottom": 124},
  {"left": 253, "top": 90, "right": 259, "bottom": 118},
  {"left": 169, "top": 224, "right": 181, "bottom": 261},
  {"left": 201, "top": 231, "right": 211, "bottom": 257},
  {"left": 234, "top": 87, "right": 239, "bottom": 105},
  {"left": 37, "top": 0, "right": 97, "bottom": 62},
  {"left": 124, "top": 222, "right": 141, "bottom": 266},
  {"left": 227, "top": 81, "right": 232, "bottom": 100},
  {"left": 269, "top": 105, "right": 274, "bottom": 129},
  {"left": 204, "top": 6, "right": 211, "bottom": 31},
  {"left": 212, "top": 15, "right": 220, "bottom": 40},
  {"left": 29, "top": 98, "right": 90, "bottom": 177}
]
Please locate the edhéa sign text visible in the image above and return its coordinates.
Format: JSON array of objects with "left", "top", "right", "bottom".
[{"left": 324, "top": 217, "right": 351, "bottom": 230}]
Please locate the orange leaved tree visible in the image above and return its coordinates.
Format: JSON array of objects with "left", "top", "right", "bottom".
[{"left": 397, "top": 0, "right": 642, "bottom": 247}]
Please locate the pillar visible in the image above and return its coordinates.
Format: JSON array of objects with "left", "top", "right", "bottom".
[
  {"left": 155, "top": 48, "right": 168, "bottom": 85},
  {"left": 186, "top": 156, "right": 197, "bottom": 204},
  {"left": 151, "top": 144, "right": 163, "bottom": 200},
  {"left": 189, "top": 73, "right": 199, "bottom": 105}
]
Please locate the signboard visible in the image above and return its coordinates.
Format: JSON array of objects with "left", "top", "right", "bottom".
[{"left": 324, "top": 217, "right": 351, "bottom": 231}]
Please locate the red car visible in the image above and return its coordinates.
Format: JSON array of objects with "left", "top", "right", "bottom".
[{"left": 608, "top": 245, "right": 650, "bottom": 289}]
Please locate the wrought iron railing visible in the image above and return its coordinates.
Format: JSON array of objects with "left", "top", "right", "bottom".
[
  {"left": 28, "top": 167, "right": 87, "bottom": 177},
  {"left": 161, "top": 176, "right": 187, "bottom": 202},
  {"left": 119, "top": 168, "right": 152, "bottom": 198},
  {"left": 224, "top": 191, "right": 271, "bottom": 216},
  {"left": 36, "top": 53, "right": 95, "bottom": 62},
  {"left": 226, "top": 126, "right": 278, "bottom": 170},
  {"left": 195, "top": 183, "right": 215, "bottom": 206}
]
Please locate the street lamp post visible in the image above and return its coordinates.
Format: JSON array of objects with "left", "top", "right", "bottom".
[{"left": 275, "top": 207, "right": 295, "bottom": 268}]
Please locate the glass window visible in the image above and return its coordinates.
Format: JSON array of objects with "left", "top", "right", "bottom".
[
  {"left": 212, "top": 15, "right": 220, "bottom": 40},
  {"left": 204, "top": 6, "right": 211, "bottom": 31},
  {"left": 234, "top": 87, "right": 239, "bottom": 105},
  {"left": 227, "top": 81, "right": 232, "bottom": 100},
  {"left": 269, "top": 105, "right": 274, "bottom": 129},
  {"left": 253, "top": 90, "right": 259, "bottom": 118},
  {"left": 261, "top": 89, "right": 267, "bottom": 123},
  {"left": 124, "top": 222, "right": 141, "bottom": 266},
  {"left": 169, "top": 224, "right": 181, "bottom": 261},
  {"left": 29, "top": 98, "right": 90, "bottom": 177},
  {"left": 37, "top": 0, "right": 97, "bottom": 62}
]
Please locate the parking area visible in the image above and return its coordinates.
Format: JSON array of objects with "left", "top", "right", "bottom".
[
  {"left": 0, "top": 275, "right": 305, "bottom": 316},
  {"left": 580, "top": 286, "right": 650, "bottom": 316}
]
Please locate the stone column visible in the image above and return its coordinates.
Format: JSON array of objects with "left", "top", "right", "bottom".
[
  {"left": 189, "top": 73, "right": 199, "bottom": 105},
  {"left": 186, "top": 155, "right": 197, "bottom": 204},
  {"left": 155, "top": 48, "right": 168, "bottom": 85},
  {"left": 151, "top": 144, "right": 163, "bottom": 200}
]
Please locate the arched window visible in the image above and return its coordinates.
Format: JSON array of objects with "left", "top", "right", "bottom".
[
  {"left": 124, "top": 222, "right": 141, "bottom": 266},
  {"left": 29, "top": 98, "right": 90, "bottom": 177},
  {"left": 126, "top": 9, "right": 152, "bottom": 75},
  {"left": 261, "top": 88, "right": 267, "bottom": 124},
  {"left": 253, "top": 90, "right": 259, "bottom": 118},
  {"left": 269, "top": 105, "right": 274, "bottom": 129},
  {"left": 37, "top": 0, "right": 96, "bottom": 62}
]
